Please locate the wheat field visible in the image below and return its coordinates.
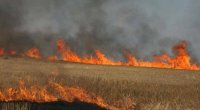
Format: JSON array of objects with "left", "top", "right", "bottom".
[{"left": 0, "top": 56, "right": 200, "bottom": 110}]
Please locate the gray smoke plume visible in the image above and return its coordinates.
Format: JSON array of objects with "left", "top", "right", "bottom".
[{"left": 1, "top": 0, "right": 200, "bottom": 61}]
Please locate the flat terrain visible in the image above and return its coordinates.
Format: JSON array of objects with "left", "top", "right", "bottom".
[{"left": 0, "top": 56, "right": 200, "bottom": 110}]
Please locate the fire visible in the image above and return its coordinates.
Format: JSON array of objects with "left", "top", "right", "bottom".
[
  {"left": 57, "top": 39, "right": 82, "bottom": 62},
  {"left": 0, "top": 48, "right": 4, "bottom": 56},
  {"left": 48, "top": 55, "right": 58, "bottom": 61},
  {"left": 0, "top": 48, "right": 16, "bottom": 56},
  {"left": 125, "top": 41, "right": 200, "bottom": 70},
  {"left": 24, "top": 48, "right": 41, "bottom": 59},
  {"left": 0, "top": 39, "right": 199, "bottom": 70},
  {"left": 56, "top": 39, "right": 200, "bottom": 70},
  {"left": 8, "top": 50, "right": 17, "bottom": 55},
  {"left": 0, "top": 81, "right": 108, "bottom": 108}
]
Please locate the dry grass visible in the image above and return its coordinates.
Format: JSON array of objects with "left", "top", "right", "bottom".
[{"left": 0, "top": 56, "right": 200, "bottom": 110}]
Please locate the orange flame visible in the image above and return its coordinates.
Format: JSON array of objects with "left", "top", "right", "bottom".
[
  {"left": 48, "top": 56, "right": 58, "bottom": 61},
  {"left": 0, "top": 81, "right": 108, "bottom": 108},
  {"left": 24, "top": 48, "right": 41, "bottom": 59},
  {"left": 125, "top": 41, "right": 200, "bottom": 70},
  {"left": 0, "top": 48, "right": 4, "bottom": 56},
  {"left": 57, "top": 39, "right": 82, "bottom": 62},
  {"left": 56, "top": 39, "right": 200, "bottom": 70},
  {"left": 0, "top": 39, "right": 199, "bottom": 70}
]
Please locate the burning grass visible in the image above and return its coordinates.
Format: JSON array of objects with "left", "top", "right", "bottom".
[
  {"left": 0, "top": 80, "right": 117, "bottom": 110},
  {"left": 0, "top": 81, "right": 106, "bottom": 106},
  {"left": 0, "top": 79, "right": 135, "bottom": 110},
  {"left": 0, "top": 40, "right": 200, "bottom": 70}
]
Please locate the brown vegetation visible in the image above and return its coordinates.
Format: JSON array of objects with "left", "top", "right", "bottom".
[{"left": 0, "top": 56, "right": 200, "bottom": 110}]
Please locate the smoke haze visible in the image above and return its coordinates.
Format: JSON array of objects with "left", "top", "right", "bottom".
[{"left": 1, "top": 0, "right": 200, "bottom": 61}]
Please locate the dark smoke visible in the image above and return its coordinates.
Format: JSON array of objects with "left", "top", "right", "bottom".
[
  {"left": 0, "top": 1, "right": 32, "bottom": 52},
  {"left": 1, "top": 0, "right": 200, "bottom": 61}
]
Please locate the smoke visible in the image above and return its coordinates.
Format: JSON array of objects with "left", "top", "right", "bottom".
[{"left": 1, "top": 0, "right": 200, "bottom": 61}]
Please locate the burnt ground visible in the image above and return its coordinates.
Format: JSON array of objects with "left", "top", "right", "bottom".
[{"left": 0, "top": 101, "right": 107, "bottom": 110}]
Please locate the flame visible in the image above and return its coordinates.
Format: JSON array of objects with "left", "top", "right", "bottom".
[
  {"left": 0, "top": 81, "right": 108, "bottom": 108},
  {"left": 56, "top": 39, "right": 200, "bottom": 70},
  {"left": 0, "top": 39, "right": 199, "bottom": 70},
  {"left": 8, "top": 50, "right": 17, "bottom": 55},
  {"left": 24, "top": 48, "right": 41, "bottom": 59},
  {"left": 57, "top": 39, "right": 82, "bottom": 62},
  {"left": 48, "top": 55, "right": 58, "bottom": 61},
  {"left": 0, "top": 49, "right": 16, "bottom": 56},
  {"left": 0, "top": 48, "right": 4, "bottom": 56}
]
